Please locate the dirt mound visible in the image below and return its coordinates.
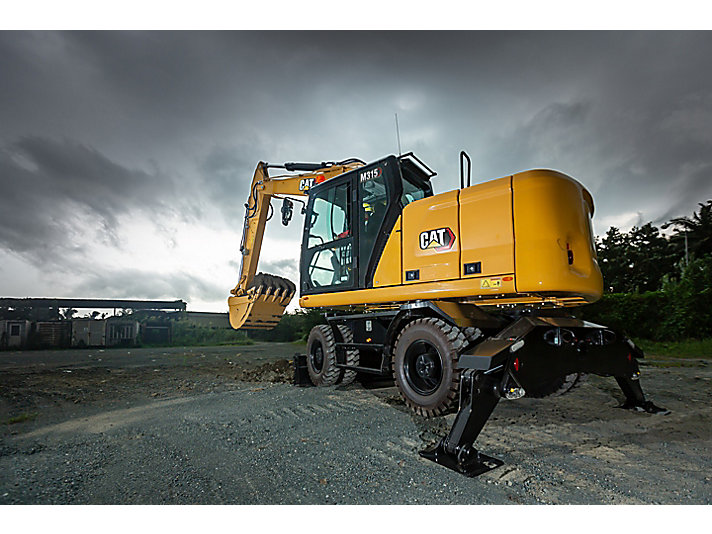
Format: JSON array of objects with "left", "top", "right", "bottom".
[{"left": 234, "top": 359, "right": 293, "bottom": 383}]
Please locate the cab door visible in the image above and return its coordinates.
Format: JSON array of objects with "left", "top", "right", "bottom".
[
  {"left": 300, "top": 177, "right": 357, "bottom": 295},
  {"left": 357, "top": 160, "right": 393, "bottom": 288}
]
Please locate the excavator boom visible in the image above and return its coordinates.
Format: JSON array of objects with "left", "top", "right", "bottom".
[{"left": 228, "top": 159, "right": 364, "bottom": 329}]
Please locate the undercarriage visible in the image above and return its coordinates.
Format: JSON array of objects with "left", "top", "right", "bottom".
[{"left": 294, "top": 300, "right": 668, "bottom": 477}]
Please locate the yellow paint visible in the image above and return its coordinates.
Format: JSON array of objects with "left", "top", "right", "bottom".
[
  {"left": 401, "top": 190, "right": 460, "bottom": 284},
  {"left": 373, "top": 216, "right": 402, "bottom": 287},
  {"left": 480, "top": 278, "right": 502, "bottom": 289},
  {"left": 232, "top": 162, "right": 362, "bottom": 295},
  {"left": 459, "top": 177, "right": 514, "bottom": 277},
  {"left": 300, "top": 276, "right": 517, "bottom": 308},
  {"left": 512, "top": 170, "right": 602, "bottom": 302},
  {"left": 228, "top": 291, "right": 292, "bottom": 330}
]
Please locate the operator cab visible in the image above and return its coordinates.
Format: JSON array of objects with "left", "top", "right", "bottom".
[{"left": 300, "top": 153, "right": 434, "bottom": 296}]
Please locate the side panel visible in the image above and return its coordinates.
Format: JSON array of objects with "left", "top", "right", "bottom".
[
  {"left": 459, "top": 177, "right": 514, "bottom": 279},
  {"left": 299, "top": 276, "right": 517, "bottom": 308},
  {"left": 402, "top": 190, "right": 460, "bottom": 284},
  {"left": 513, "top": 170, "right": 603, "bottom": 302},
  {"left": 373, "top": 216, "right": 402, "bottom": 288}
]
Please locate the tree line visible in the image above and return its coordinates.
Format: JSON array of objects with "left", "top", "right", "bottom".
[
  {"left": 585, "top": 200, "right": 712, "bottom": 340},
  {"left": 596, "top": 200, "right": 712, "bottom": 293}
]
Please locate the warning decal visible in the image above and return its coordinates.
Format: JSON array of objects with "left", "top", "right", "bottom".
[{"left": 480, "top": 278, "right": 502, "bottom": 289}]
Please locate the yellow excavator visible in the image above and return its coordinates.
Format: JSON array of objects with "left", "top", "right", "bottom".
[{"left": 229, "top": 152, "right": 667, "bottom": 476}]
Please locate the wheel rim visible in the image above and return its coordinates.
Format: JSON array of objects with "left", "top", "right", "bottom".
[
  {"left": 309, "top": 340, "right": 324, "bottom": 373},
  {"left": 403, "top": 339, "right": 443, "bottom": 396}
]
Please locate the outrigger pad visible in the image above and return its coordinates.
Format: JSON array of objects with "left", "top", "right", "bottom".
[
  {"left": 420, "top": 440, "right": 504, "bottom": 478},
  {"left": 293, "top": 353, "right": 313, "bottom": 387},
  {"left": 615, "top": 376, "right": 670, "bottom": 414},
  {"left": 618, "top": 399, "right": 670, "bottom": 415}
]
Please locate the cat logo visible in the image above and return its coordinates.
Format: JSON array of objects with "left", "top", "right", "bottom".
[
  {"left": 298, "top": 178, "right": 316, "bottom": 191},
  {"left": 419, "top": 227, "right": 456, "bottom": 251}
]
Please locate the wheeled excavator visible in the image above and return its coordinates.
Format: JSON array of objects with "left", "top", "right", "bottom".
[{"left": 228, "top": 152, "right": 667, "bottom": 476}]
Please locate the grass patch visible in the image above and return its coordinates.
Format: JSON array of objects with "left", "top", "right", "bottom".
[
  {"left": 169, "top": 322, "right": 255, "bottom": 347},
  {"left": 4, "top": 412, "right": 39, "bottom": 425},
  {"left": 635, "top": 338, "right": 712, "bottom": 359}
]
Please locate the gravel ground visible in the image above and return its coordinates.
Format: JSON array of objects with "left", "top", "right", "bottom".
[{"left": 0, "top": 345, "right": 710, "bottom": 504}]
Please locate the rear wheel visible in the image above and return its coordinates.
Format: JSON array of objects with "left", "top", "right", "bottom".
[{"left": 392, "top": 318, "right": 467, "bottom": 417}]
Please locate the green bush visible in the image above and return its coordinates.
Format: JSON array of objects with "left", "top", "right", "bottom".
[
  {"left": 635, "top": 338, "right": 712, "bottom": 359},
  {"left": 247, "top": 309, "right": 326, "bottom": 342},
  {"left": 580, "top": 292, "right": 668, "bottom": 339},
  {"left": 170, "top": 321, "right": 254, "bottom": 347},
  {"left": 581, "top": 255, "right": 712, "bottom": 341},
  {"left": 659, "top": 256, "right": 712, "bottom": 340}
]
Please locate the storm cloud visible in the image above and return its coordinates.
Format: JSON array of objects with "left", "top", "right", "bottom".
[
  {"left": 0, "top": 136, "right": 177, "bottom": 257},
  {"left": 78, "top": 267, "right": 226, "bottom": 303},
  {"left": 1, "top": 31, "right": 711, "bottom": 310}
]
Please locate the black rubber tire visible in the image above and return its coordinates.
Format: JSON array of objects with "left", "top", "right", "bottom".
[
  {"left": 306, "top": 325, "right": 341, "bottom": 386},
  {"left": 392, "top": 318, "right": 467, "bottom": 417},
  {"left": 461, "top": 326, "right": 483, "bottom": 350},
  {"left": 526, "top": 373, "right": 585, "bottom": 398},
  {"left": 336, "top": 325, "right": 359, "bottom": 385}
]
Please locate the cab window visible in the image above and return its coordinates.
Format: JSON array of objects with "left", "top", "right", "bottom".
[
  {"left": 401, "top": 176, "right": 428, "bottom": 207},
  {"left": 359, "top": 171, "right": 389, "bottom": 264},
  {"left": 307, "top": 242, "right": 353, "bottom": 288},
  {"left": 307, "top": 183, "right": 350, "bottom": 248},
  {"left": 304, "top": 182, "right": 354, "bottom": 290}
]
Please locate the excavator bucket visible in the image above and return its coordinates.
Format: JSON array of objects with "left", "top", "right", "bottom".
[{"left": 228, "top": 273, "right": 296, "bottom": 330}]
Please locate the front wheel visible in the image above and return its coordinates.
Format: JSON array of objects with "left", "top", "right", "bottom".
[
  {"left": 337, "top": 325, "right": 359, "bottom": 385},
  {"left": 305, "top": 324, "right": 358, "bottom": 386},
  {"left": 306, "top": 325, "right": 341, "bottom": 386},
  {"left": 392, "top": 318, "right": 467, "bottom": 417}
]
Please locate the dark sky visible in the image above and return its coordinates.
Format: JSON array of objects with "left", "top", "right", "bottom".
[{"left": 1, "top": 31, "right": 711, "bottom": 310}]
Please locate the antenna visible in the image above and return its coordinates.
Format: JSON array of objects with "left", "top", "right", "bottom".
[{"left": 395, "top": 113, "right": 402, "bottom": 156}]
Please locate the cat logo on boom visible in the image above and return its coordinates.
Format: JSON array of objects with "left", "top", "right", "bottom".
[
  {"left": 298, "top": 178, "right": 315, "bottom": 191},
  {"left": 419, "top": 227, "right": 456, "bottom": 252}
]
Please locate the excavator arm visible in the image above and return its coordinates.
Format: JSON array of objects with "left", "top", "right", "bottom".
[{"left": 229, "top": 159, "right": 364, "bottom": 329}]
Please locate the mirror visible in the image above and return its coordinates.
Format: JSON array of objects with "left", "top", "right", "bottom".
[{"left": 281, "top": 197, "right": 294, "bottom": 226}]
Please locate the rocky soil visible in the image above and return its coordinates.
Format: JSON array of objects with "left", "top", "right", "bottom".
[{"left": 1, "top": 346, "right": 710, "bottom": 504}]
